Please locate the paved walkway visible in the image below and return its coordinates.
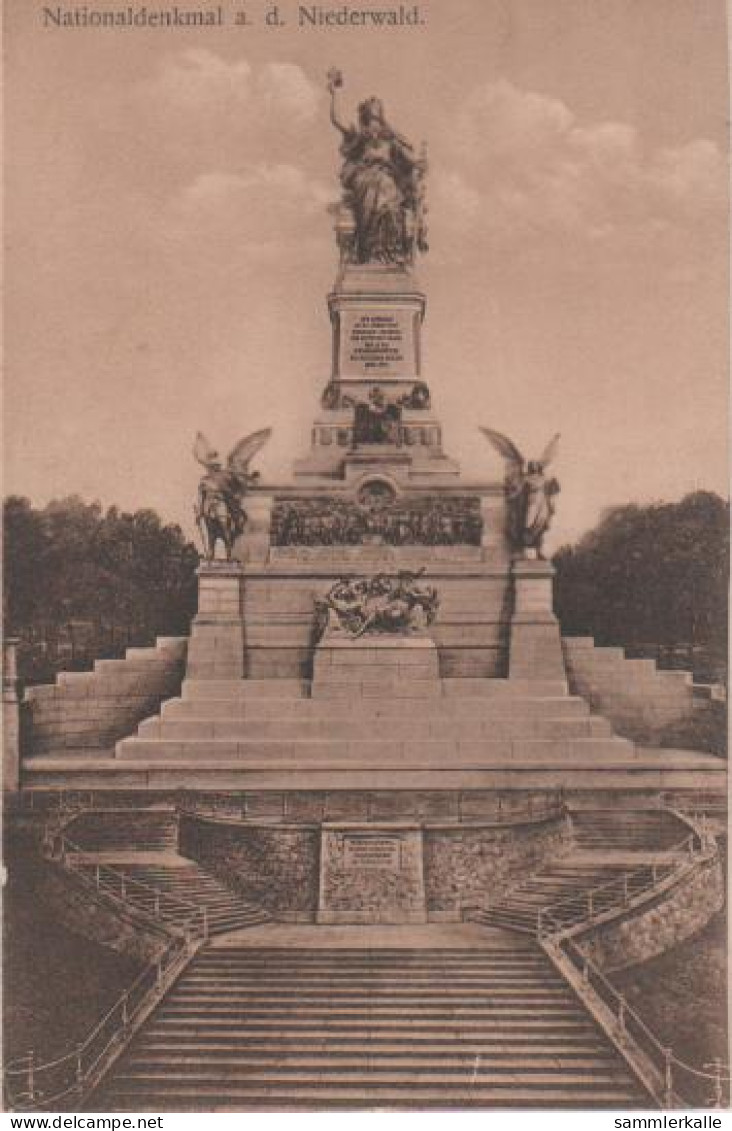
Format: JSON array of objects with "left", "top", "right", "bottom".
[{"left": 210, "top": 921, "right": 519, "bottom": 949}]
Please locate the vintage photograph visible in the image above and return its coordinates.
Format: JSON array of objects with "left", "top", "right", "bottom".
[{"left": 3, "top": 0, "right": 729, "bottom": 1113}]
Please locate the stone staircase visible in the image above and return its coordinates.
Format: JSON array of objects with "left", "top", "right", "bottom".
[
  {"left": 24, "top": 676, "right": 725, "bottom": 792},
  {"left": 106, "top": 675, "right": 641, "bottom": 793},
  {"left": 469, "top": 862, "right": 630, "bottom": 934},
  {"left": 96, "top": 943, "right": 650, "bottom": 1110},
  {"left": 67, "top": 808, "right": 179, "bottom": 853},
  {"left": 569, "top": 808, "right": 689, "bottom": 852},
  {"left": 24, "top": 637, "right": 187, "bottom": 758},
  {"left": 469, "top": 808, "right": 692, "bottom": 934},
  {"left": 113, "top": 861, "right": 271, "bottom": 936}
]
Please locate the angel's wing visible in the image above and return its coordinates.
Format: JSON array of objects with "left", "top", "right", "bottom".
[
  {"left": 227, "top": 428, "right": 273, "bottom": 475},
  {"left": 479, "top": 427, "right": 524, "bottom": 470},
  {"left": 538, "top": 433, "right": 560, "bottom": 469},
  {"left": 193, "top": 431, "right": 219, "bottom": 469}
]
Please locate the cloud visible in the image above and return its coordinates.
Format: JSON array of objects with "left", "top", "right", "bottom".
[
  {"left": 435, "top": 79, "right": 727, "bottom": 251},
  {"left": 127, "top": 51, "right": 323, "bottom": 182},
  {"left": 139, "top": 50, "right": 320, "bottom": 123}
]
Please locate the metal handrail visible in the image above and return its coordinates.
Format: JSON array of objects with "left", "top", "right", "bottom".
[
  {"left": 50, "top": 834, "right": 208, "bottom": 940},
  {"left": 537, "top": 831, "right": 724, "bottom": 1108},
  {"left": 5, "top": 823, "right": 209, "bottom": 1111},
  {"left": 537, "top": 833, "right": 700, "bottom": 938},
  {"left": 4, "top": 933, "right": 195, "bottom": 1110}
]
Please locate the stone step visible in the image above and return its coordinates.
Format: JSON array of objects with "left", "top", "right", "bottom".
[
  {"left": 181, "top": 678, "right": 568, "bottom": 701},
  {"left": 133, "top": 1036, "right": 611, "bottom": 1055},
  {"left": 190, "top": 957, "right": 547, "bottom": 970},
  {"left": 162, "top": 695, "right": 591, "bottom": 721},
  {"left": 155, "top": 1004, "right": 587, "bottom": 1021},
  {"left": 110, "top": 1066, "right": 635, "bottom": 1087},
  {"left": 137, "top": 716, "right": 610, "bottom": 742},
  {"left": 164, "top": 986, "right": 574, "bottom": 1003},
  {"left": 127, "top": 1051, "right": 614, "bottom": 1072},
  {"left": 103, "top": 1087, "right": 645, "bottom": 1110},
  {"left": 116, "top": 736, "right": 633, "bottom": 762},
  {"left": 179, "top": 975, "right": 567, "bottom": 991},
  {"left": 146, "top": 1015, "right": 598, "bottom": 1034}
]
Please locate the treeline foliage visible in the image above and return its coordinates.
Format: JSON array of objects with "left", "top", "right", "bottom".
[
  {"left": 553, "top": 491, "right": 729, "bottom": 661},
  {"left": 3, "top": 496, "right": 199, "bottom": 681}
]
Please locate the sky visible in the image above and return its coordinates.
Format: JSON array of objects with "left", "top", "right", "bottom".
[{"left": 4, "top": 0, "right": 729, "bottom": 551}]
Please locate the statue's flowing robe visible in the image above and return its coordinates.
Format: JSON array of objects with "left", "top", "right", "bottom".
[{"left": 340, "top": 129, "right": 414, "bottom": 262}]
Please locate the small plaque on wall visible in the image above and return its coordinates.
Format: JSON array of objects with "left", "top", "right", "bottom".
[{"left": 318, "top": 824, "right": 426, "bottom": 924}]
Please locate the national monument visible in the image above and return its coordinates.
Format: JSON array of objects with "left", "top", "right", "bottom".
[{"left": 4, "top": 72, "right": 726, "bottom": 1112}]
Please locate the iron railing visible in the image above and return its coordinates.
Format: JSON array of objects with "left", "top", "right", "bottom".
[
  {"left": 4, "top": 933, "right": 195, "bottom": 1110},
  {"left": 537, "top": 834, "right": 701, "bottom": 939},
  {"left": 535, "top": 827, "right": 726, "bottom": 1108},
  {"left": 5, "top": 830, "right": 207, "bottom": 1111}
]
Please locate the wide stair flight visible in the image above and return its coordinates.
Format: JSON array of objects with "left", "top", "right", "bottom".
[{"left": 96, "top": 943, "right": 650, "bottom": 1110}]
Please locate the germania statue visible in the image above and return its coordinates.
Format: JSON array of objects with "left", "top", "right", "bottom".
[
  {"left": 193, "top": 429, "right": 272, "bottom": 561},
  {"left": 479, "top": 428, "right": 561, "bottom": 560},
  {"left": 327, "top": 67, "right": 428, "bottom": 266}
]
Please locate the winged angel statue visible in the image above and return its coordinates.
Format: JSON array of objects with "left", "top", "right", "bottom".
[
  {"left": 193, "top": 429, "right": 272, "bottom": 561},
  {"left": 480, "top": 428, "right": 561, "bottom": 559}
]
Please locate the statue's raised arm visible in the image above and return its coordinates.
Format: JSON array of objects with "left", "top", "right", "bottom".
[{"left": 327, "top": 67, "right": 350, "bottom": 136}]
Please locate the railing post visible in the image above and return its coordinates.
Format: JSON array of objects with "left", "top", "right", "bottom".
[
  {"left": 582, "top": 958, "right": 590, "bottom": 984},
  {"left": 76, "top": 1048, "right": 84, "bottom": 1091},
  {"left": 664, "top": 1048, "right": 674, "bottom": 1108},
  {"left": 120, "top": 875, "right": 127, "bottom": 900},
  {"left": 617, "top": 995, "right": 627, "bottom": 1035},
  {"left": 122, "top": 991, "right": 129, "bottom": 1029},
  {"left": 203, "top": 907, "right": 209, "bottom": 941},
  {"left": 154, "top": 893, "right": 161, "bottom": 919},
  {"left": 95, "top": 864, "right": 101, "bottom": 891},
  {"left": 712, "top": 1059, "right": 723, "bottom": 1108},
  {"left": 652, "top": 863, "right": 658, "bottom": 886},
  {"left": 587, "top": 891, "right": 594, "bottom": 920},
  {"left": 156, "top": 959, "right": 163, "bottom": 991},
  {"left": 26, "top": 1050, "right": 35, "bottom": 1104},
  {"left": 622, "top": 874, "right": 629, "bottom": 906}
]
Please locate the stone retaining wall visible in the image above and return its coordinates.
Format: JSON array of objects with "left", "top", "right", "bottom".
[
  {"left": 179, "top": 807, "right": 570, "bottom": 922},
  {"left": 179, "top": 814, "right": 320, "bottom": 918},
  {"left": 579, "top": 853, "right": 724, "bottom": 972},
  {"left": 424, "top": 815, "right": 571, "bottom": 919}
]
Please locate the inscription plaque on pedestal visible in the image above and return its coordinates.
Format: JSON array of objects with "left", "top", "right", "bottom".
[
  {"left": 318, "top": 823, "right": 426, "bottom": 924},
  {"left": 335, "top": 303, "right": 420, "bottom": 382}
]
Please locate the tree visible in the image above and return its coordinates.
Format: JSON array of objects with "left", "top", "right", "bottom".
[
  {"left": 3, "top": 496, "right": 199, "bottom": 680},
  {"left": 553, "top": 491, "right": 729, "bottom": 662}
]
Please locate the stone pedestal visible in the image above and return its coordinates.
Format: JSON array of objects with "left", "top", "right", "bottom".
[
  {"left": 328, "top": 263, "right": 425, "bottom": 396},
  {"left": 238, "top": 494, "right": 273, "bottom": 564},
  {"left": 318, "top": 823, "right": 426, "bottom": 924},
  {"left": 186, "top": 562, "right": 246, "bottom": 680},
  {"left": 509, "top": 558, "right": 567, "bottom": 683},
  {"left": 312, "top": 633, "right": 440, "bottom": 697}
]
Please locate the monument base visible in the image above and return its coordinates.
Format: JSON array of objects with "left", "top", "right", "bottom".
[
  {"left": 312, "top": 633, "right": 440, "bottom": 696},
  {"left": 510, "top": 558, "right": 567, "bottom": 683},
  {"left": 186, "top": 563, "right": 246, "bottom": 680}
]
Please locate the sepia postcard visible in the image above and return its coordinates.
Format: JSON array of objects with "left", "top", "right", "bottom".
[{"left": 2, "top": 0, "right": 729, "bottom": 1118}]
